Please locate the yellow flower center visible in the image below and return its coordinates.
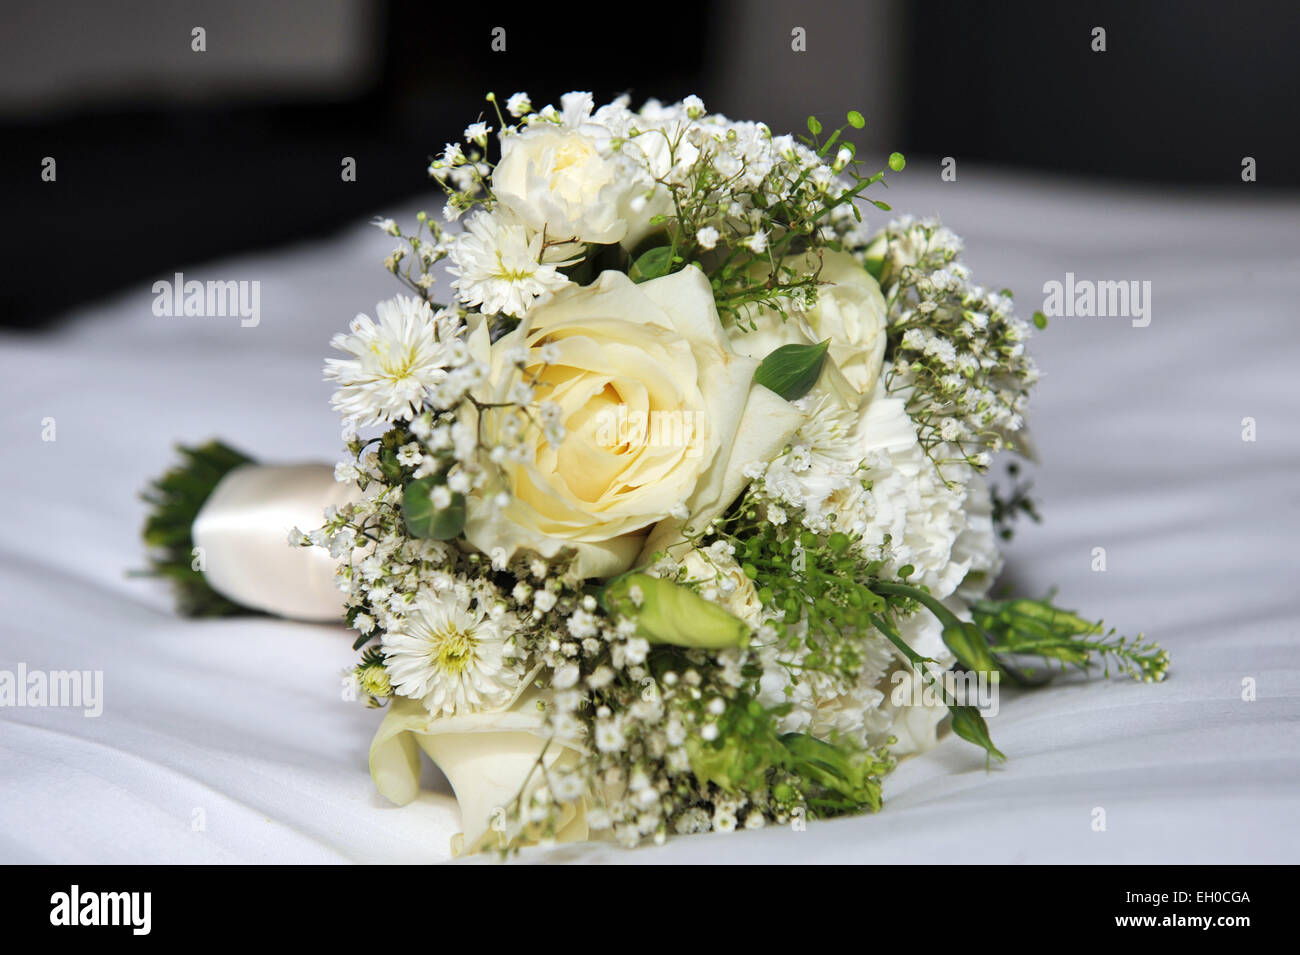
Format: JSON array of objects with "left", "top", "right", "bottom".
[
  {"left": 370, "top": 341, "right": 419, "bottom": 381},
  {"left": 433, "top": 628, "right": 475, "bottom": 675},
  {"left": 492, "top": 251, "right": 537, "bottom": 283},
  {"left": 550, "top": 140, "right": 592, "bottom": 176}
]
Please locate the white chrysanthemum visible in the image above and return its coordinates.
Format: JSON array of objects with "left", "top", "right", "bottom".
[
  {"left": 448, "top": 211, "right": 571, "bottom": 317},
  {"left": 381, "top": 589, "right": 523, "bottom": 716},
  {"left": 324, "top": 295, "right": 456, "bottom": 427}
]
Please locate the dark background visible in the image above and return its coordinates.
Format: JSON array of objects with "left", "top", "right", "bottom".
[{"left": 3, "top": 0, "right": 1297, "bottom": 328}]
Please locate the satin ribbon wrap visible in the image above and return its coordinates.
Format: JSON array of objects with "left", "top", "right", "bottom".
[
  {"left": 370, "top": 693, "right": 589, "bottom": 856},
  {"left": 192, "top": 463, "right": 359, "bottom": 621}
]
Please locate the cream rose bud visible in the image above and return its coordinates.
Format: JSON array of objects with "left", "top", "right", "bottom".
[
  {"left": 728, "top": 251, "right": 889, "bottom": 398},
  {"left": 465, "top": 265, "right": 804, "bottom": 580},
  {"left": 493, "top": 125, "right": 637, "bottom": 246},
  {"left": 674, "top": 548, "right": 765, "bottom": 629}
]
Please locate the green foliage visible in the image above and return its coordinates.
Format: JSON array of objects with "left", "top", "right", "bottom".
[
  {"left": 140, "top": 440, "right": 256, "bottom": 617},
  {"left": 778, "top": 733, "right": 892, "bottom": 815},
  {"left": 753, "top": 339, "right": 830, "bottom": 401},
  {"left": 685, "top": 692, "right": 892, "bottom": 817},
  {"left": 719, "top": 491, "right": 1169, "bottom": 764},
  {"left": 401, "top": 476, "right": 466, "bottom": 540},
  {"left": 973, "top": 596, "right": 1170, "bottom": 684},
  {"left": 628, "top": 246, "right": 678, "bottom": 283}
]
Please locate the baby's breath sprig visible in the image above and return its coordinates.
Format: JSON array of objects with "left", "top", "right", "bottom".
[
  {"left": 989, "top": 460, "right": 1042, "bottom": 541},
  {"left": 873, "top": 216, "right": 1038, "bottom": 476},
  {"left": 618, "top": 107, "right": 900, "bottom": 331},
  {"left": 375, "top": 212, "right": 452, "bottom": 304}
]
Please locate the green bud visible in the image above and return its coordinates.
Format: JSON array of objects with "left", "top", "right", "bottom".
[
  {"left": 949, "top": 705, "right": 1005, "bottom": 762},
  {"left": 888, "top": 152, "right": 906, "bottom": 172},
  {"left": 600, "top": 573, "right": 749, "bottom": 649},
  {"left": 942, "top": 621, "right": 999, "bottom": 674},
  {"left": 1007, "top": 599, "right": 1100, "bottom": 636}
]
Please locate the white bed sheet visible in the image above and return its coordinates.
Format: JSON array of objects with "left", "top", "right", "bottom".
[{"left": 2, "top": 169, "right": 1298, "bottom": 864}]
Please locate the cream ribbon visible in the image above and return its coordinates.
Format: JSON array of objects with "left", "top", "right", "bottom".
[{"left": 192, "top": 463, "right": 358, "bottom": 621}]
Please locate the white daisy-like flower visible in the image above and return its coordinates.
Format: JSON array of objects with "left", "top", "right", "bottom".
[
  {"left": 448, "top": 211, "right": 572, "bottom": 318},
  {"left": 381, "top": 589, "right": 523, "bottom": 716},
  {"left": 324, "top": 295, "right": 455, "bottom": 427}
]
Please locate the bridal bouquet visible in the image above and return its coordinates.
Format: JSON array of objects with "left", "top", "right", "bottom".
[{"left": 143, "top": 92, "right": 1168, "bottom": 855}]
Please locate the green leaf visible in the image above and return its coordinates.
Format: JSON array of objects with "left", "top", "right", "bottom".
[
  {"left": 600, "top": 573, "right": 749, "bottom": 649},
  {"left": 753, "top": 339, "right": 830, "bottom": 401},
  {"left": 628, "top": 246, "right": 675, "bottom": 283},
  {"left": 401, "top": 477, "right": 466, "bottom": 540},
  {"left": 863, "top": 252, "right": 885, "bottom": 281}
]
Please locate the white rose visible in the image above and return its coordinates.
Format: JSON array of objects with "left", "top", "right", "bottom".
[
  {"left": 673, "top": 547, "right": 765, "bottom": 629},
  {"left": 728, "top": 250, "right": 889, "bottom": 397},
  {"left": 494, "top": 125, "right": 636, "bottom": 245},
  {"left": 369, "top": 691, "right": 587, "bottom": 856},
  {"left": 802, "top": 251, "right": 889, "bottom": 395},
  {"left": 465, "top": 266, "right": 804, "bottom": 579}
]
